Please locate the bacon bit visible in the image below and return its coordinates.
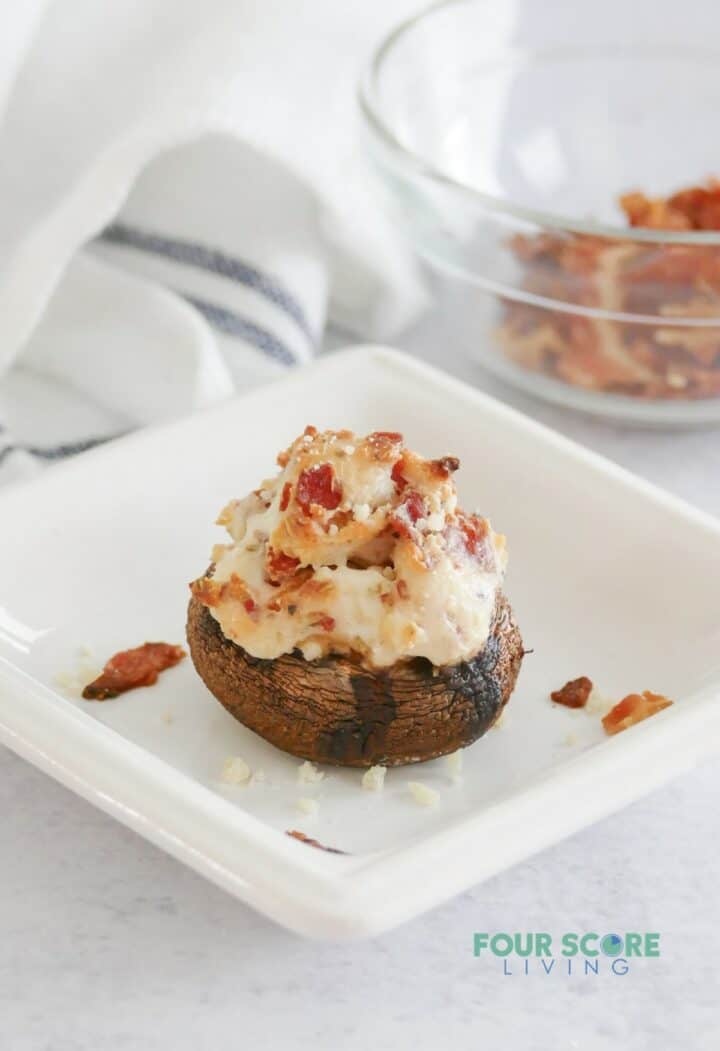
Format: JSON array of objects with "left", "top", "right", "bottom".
[
  {"left": 267, "top": 599, "right": 281, "bottom": 612},
  {"left": 405, "top": 491, "right": 425, "bottom": 522},
  {"left": 191, "top": 573, "right": 255, "bottom": 609},
  {"left": 602, "top": 690, "right": 673, "bottom": 735},
  {"left": 431, "top": 455, "right": 460, "bottom": 478},
  {"left": 82, "top": 642, "right": 185, "bottom": 701},
  {"left": 457, "top": 511, "right": 489, "bottom": 556},
  {"left": 390, "top": 490, "right": 426, "bottom": 538},
  {"left": 266, "top": 548, "right": 301, "bottom": 582},
  {"left": 243, "top": 598, "right": 256, "bottom": 613},
  {"left": 327, "top": 509, "right": 353, "bottom": 532},
  {"left": 550, "top": 676, "right": 593, "bottom": 709},
  {"left": 370, "top": 431, "right": 403, "bottom": 443},
  {"left": 314, "top": 614, "right": 336, "bottom": 632},
  {"left": 391, "top": 459, "right": 408, "bottom": 492},
  {"left": 396, "top": 579, "right": 409, "bottom": 599},
  {"left": 189, "top": 576, "right": 223, "bottom": 607},
  {"left": 621, "top": 181, "right": 720, "bottom": 231},
  {"left": 223, "top": 575, "right": 252, "bottom": 602},
  {"left": 303, "top": 425, "right": 318, "bottom": 437},
  {"left": 503, "top": 179, "right": 720, "bottom": 400},
  {"left": 366, "top": 431, "right": 403, "bottom": 464},
  {"left": 279, "top": 482, "right": 292, "bottom": 511},
  {"left": 296, "top": 463, "right": 342, "bottom": 514},
  {"left": 286, "top": 830, "right": 347, "bottom": 854},
  {"left": 295, "top": 574, "right": 334, "bottom": 599}
]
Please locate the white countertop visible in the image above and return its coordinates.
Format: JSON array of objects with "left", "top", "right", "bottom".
[{"left": 1, "top": 321, "right": 718, "bottom": 1051}]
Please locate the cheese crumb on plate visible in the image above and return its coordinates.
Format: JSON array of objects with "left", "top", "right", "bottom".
[
  {"left": 220, "top": 756, "right": 252, "bottom": 785},
  {"left": 361, "top": 765, "right": 386, "bottom": 792},
  {"left": 298, "top": 760, "right": 325, "bottom": 784},
  {"left": 445, "top": 750, "right": 463, "bottom": 781},
  {"left": 408, "top": 781, "right": 440, "bottom": 808},
  {"left": 296, "top": 797, "right": 319, "bottom": 816}
]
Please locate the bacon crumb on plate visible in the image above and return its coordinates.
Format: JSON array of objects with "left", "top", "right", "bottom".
[
  {"left": 82, "top": 642, "right": 186, "bottom": 700},
  {"left": 602, "top": 690, "right": 673, "bottom": 736},
  {"left": 286, "top": 830, "right": 347, "bottom": 854},
  {"left": 550, "top": 676, "right": 593, "bottom": 709}
]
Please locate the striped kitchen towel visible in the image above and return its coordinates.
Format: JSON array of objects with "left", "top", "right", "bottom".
[{"left": 0, "top": 0, "right": 424, "bottom": 485}]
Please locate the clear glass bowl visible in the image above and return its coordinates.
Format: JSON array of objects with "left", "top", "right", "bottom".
[{"left": 359, "top": 0, "right": 720, "bottom": 425}]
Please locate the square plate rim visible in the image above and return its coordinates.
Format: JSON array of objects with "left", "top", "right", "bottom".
[{"left": 1, "top": 344, "right": 719, "bottom": 939}]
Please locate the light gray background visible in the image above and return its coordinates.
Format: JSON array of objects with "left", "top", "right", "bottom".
[{"left": 2, "top": 316, "right": 719, "bottom": 1051}]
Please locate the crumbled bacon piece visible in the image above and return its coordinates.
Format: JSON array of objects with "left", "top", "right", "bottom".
[
  {"left": 391, "top": 459, "right": 408, "bottom": 492},
  {"left": 404, "top": 491, "right": 425, "bottom": 523},
  {"left": 365, "top": 431, "right": 403, "bottom": 464},
  {"left": 396, "top": 579, "right": 409, "bottom": 599},
  {"left": 296, "top": 463, "right": 342, "bottom": 514},
  {"left": 431, "top": 455, "right": 460, "bottom": 478},
  {"left": 286, "top": 830, "right": 347, "bottom": 854},
  {"left": 550, "top": 676, "right": 593, "bottom": 709},
  {"left": 314, "top": 615, "right": 335, "bottom": 632},
  {"left": 82, "top": 642, "right": 185, "bottom": 700},
  {"left": 191, "top": 573, "right": 254, "bottom": 609},
  {"left": 390, "top": 490, "right": 425, "bottom": 538},
  {"left": 502, "top": 179, "right": 720, "bottom": 401},
  {"left": 223, "top": 575, "right": 253, "bottom": 602},
  {"left": 266, "top": 548, "right": 301, "bottom": 582},
  {"left": 602, "top": 690, "right": 673, "bottom": 735},
  {"left": 243, "top": 598, "right": 256, "bottom": 613},
  {"left": 279, "top": 482, "right": 292, "bottom": 511},
  {"left": 189, "top": 576, "right": 223, "bottom": 607},
  {"left": 457, "top": 511, "right": 489, "bottom": 556},
  {"left": 370, "top": 431, "right": 403, "bottom": 443},
  {"left": 621, "top": 181, "right": 720, "bottom": 231}
]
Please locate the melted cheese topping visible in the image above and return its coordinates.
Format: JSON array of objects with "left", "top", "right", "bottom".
[{"left": 191, "top": 427, "right": 508, "bottom": 668}]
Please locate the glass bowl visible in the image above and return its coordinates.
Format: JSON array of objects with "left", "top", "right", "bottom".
[{"left": 359, "top": 0, "right": 720, "bottom": 425}]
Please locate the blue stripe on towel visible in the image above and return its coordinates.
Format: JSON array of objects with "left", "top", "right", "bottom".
[
  {"left": 182, "top": 295, "right": 296, "bottom": 366},
  {"left": 100, "top": 222, "right": 315, "bottom": 346},
  {"left": 0, "top": 433, "right": 117, "bottom": 468}
]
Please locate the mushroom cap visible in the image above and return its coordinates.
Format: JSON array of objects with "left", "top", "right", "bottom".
[{"left": 187, "top": 593, "right": 523, "bottom": 767}]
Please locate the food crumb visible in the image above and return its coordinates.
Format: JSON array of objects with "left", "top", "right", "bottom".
[
  {"left": 221, "top": 756, "right": 252, "bottom": 785},
  {"left": 561, "top": 732, "right": 578, "bottom": 747},
  {"left": 296, "top": 797, "right": 319, "bottom": 816},
  {"left": 253, "top": 768, "right": 266, "bottom": 783},
  {"left": 298, "top": 760, "right": 325, "bottom": 784},
  {"left": 585, "top": 686, "right": 615, "bottom": 715},
  {"left": 408, "top": 781, "right": 439, "bottom": 808},
  {"left": 286, "top": 830, "right": 346, "bottom": 854},
  {"left": 602, "top": 691, "right": 673, "bottom": 736},
  {"left": 81, "top": 641, "right": 186, "bottom": 700},
  {"left": 361, "top": 765, "right": 386, "bottom": 792},
  {"left": 551, "top": 676, "right": 593, "bottom": 709},
  {"left": 161, "top": 708, "right": 174, "bottom": 725},
  {"left": 445, "top": 750, "right": 463, "bottom": 781}
]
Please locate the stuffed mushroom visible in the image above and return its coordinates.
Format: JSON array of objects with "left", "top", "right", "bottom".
[{"left": 187, "top": 427, "right": 523, "bottom": 767}]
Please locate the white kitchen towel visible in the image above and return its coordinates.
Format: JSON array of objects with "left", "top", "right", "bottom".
[{"left": 0, "top": 0, "right": 424, "bottom": 485}]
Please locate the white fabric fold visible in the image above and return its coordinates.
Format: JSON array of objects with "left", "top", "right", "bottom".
[{"left": 0, "top": 0, "right": 425, "bottom": 484}]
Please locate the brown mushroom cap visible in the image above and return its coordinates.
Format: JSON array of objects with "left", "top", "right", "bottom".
[{"left": 187, "top": 592, "right": 523, "bottom": 767}]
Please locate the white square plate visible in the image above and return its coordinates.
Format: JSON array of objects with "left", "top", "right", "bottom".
[{"left": 1, "top": 347, "right": 719, "bottom": 939}]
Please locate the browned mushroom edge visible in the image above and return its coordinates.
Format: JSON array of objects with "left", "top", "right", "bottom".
[{"left": 187, "top": 585, "right": 523, "bottom": 767}]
